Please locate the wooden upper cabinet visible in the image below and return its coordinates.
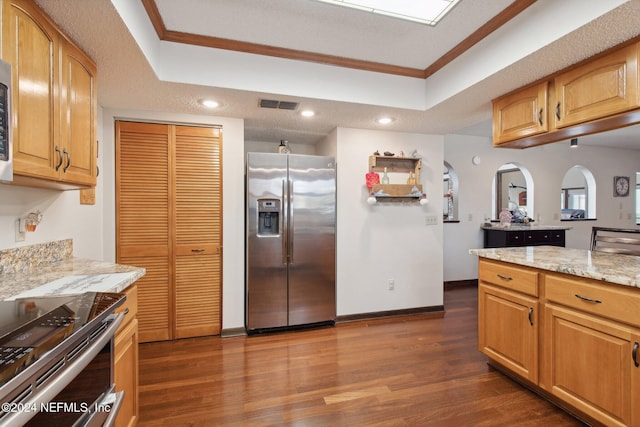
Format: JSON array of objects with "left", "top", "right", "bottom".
[
  {"left": 59, "top": 38, "right": 97, "bottom": 186},
  {"left": 493, "top": 81, "right": 549, "bottom": 145},
  {"left": 553, "top": 43, "right": 640, "bottom": 129},
  {"left": 1, "top": 0, "right": 96, "bottom": 188},
  {"left": 2, "top": 0, "right": 59, "bottom": 181}
]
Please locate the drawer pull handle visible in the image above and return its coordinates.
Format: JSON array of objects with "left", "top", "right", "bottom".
[
  {"left": 528, "top": 307, "right": 534, "bottom": 326},
  {"left": 191, "top": 248, "right": 205, "bottom": 253},
  {"left": 497, "top": 274, "right": 513, "bottom": 281},
  {"left": 575, "top": 294, "right": 602, "bottom": 304},
  {"left": 633, "top": 342, "right": 639, "bottom": 368}
]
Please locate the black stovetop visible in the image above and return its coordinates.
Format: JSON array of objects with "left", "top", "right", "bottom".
[{"left": 0, "top": 292, "right": 124, "bottom": 386}]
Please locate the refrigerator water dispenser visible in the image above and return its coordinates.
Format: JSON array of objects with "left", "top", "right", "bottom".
[{"left": 257, "top": 199, "right": 280, "bottom": 236}]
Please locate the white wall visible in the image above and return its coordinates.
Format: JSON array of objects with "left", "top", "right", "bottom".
[
  {"left": 443, "top": 134, "right": 640, "bottom": 282},
  {"left": 336, "top": 127, "right": 444, "bottom": 314},
  {"left": 101, "top": 109, "right": 246, "bottom": 331},
  {"left": 245, "top": 140, "right": 316, "bottom": 155},
  {"left": 0, "top": 108, "right": 105, "bottom": 259}
]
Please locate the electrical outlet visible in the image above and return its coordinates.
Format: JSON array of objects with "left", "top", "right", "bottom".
[
  {"left": 425, "top": 214, "right": 438, "bottom": 226},
  {"left": 388, "top": 279, "right": 394, "bottom": 290},
  {"left": 15, "top": 219, "right": 25, "bottom": 242}
]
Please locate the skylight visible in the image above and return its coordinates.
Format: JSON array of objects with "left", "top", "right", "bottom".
[{"left": 313, "top": 0, "right": 461, "bottom": 26}]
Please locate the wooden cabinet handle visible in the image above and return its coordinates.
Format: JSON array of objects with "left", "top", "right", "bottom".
[
  {"left": 191, "top": 248, "right": 205, "bottom": 253},
  {"left": 497, "top": 274, "right": 512, "bottom": 281},
  {"left": 633, "top": 342, "right": 639, "bottom": 367},
  {"left": 555, "top": 101, "right": 561, "bottom": 120},
  {"left": 528, "top": 307, "right": 534, "bottom": 326},
  {"left": 55, "top": 146, "right": 64, "bottom": 171},
  {"left": 575, "top": 294, "right": 602, "bottom": 304}
]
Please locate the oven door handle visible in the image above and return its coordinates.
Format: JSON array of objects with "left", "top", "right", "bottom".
[
  {"left": 2, "top": 312, "right": 125, "bottom": 427},
  {"left": 101, "top": 390, "right": 125, "bottom": 427}
]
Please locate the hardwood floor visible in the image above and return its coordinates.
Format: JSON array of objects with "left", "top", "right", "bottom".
[{"left": 138, "top": 286, "right": 585, "bottom": 426}]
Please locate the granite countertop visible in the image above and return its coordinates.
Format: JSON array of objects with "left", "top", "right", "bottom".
[
  {"left": 481, "top": 224, "right": 572, "bottom": 231},
  {"left": 0, "top": 258, "right": 145, "bottom": 300},
  {"left": 469, "top": 246, "right": 640, "bottom": 289}
]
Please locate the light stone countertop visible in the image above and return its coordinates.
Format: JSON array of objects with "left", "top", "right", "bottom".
[
  {"left": 480, "top": 224, "right": 572, "bottom": 231},
  {"left": 0, "top": 258, "right": 145, "bottom": 300},
  {"left": 469, "top": 246, "right": 640, "bottom": 289}
]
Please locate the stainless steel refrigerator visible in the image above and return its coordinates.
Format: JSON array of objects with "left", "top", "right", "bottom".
[{"left": 246, "top": 152, "right": 336, "bottom": 333}]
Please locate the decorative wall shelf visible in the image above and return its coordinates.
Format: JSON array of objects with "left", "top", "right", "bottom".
[
  {"left": 368, "top": 156, "right": 423, "bottom": 203},
  {"left": 369, "top": 156, "right": 421, "bottom": 177},
  {"left": 371, "top": 184, "right": 422, "bottom": 203}
]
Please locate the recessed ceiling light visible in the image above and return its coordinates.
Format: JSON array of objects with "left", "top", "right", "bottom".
[
  {"left": 199, "top": 99, "right": 220, "bottom": 108},
  {"left": 301, "top": 110, "right": 315, "bottom": 117},
  {"left": 377, "top": 117, "right": 394, "bottom": 125},
  {"left": 313, "top": 0, "right": 461, "bottom": 26}
]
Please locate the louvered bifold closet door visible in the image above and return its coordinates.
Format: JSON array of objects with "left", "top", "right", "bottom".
[
  {"left": 116, "top": 121, "right": 172, "bottom": 343},
  {"left": 174, "top": 126, "right": 222, "bottom": 338}
]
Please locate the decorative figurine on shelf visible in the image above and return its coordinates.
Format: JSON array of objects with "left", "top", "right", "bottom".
[
  {"left": 383, "top": 151, "right": 394, "bottom": 157},
  {"left": 406, "top": 171, "right": 416, "bottom": 185},
  {"left": 373, "top": 150, "right": 380, "bottom": 156},
  {"left": 398, "top": 150, "right": 404, "bottom": 158},
  {"left": 277, "top": 140, "right": 291, "bottom": 154},
  {"left": 499, "top": 208, "right": 513, "bottom": 227},
  {"left": 409, "top": 149, "right": 420, "bottom": 158},
  {"left": 365, "top": 168, "right": 380, "bottom": 188},
  {"left": 381, "top": 167, "right": 390, "bottom": 184}
]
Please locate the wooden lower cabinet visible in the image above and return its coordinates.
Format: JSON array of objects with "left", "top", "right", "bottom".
[
  {"left": 114, "top": 285, "right": 139, "bottom": 427},
  {"left": 478, "top": 259, "right": 640, "bottom": 426},
  {"left": 479, "top": 283, "right": 539, "bottom": 383},
  {"left": 542, "top": 303, "right": 640, "bottom": 427}
]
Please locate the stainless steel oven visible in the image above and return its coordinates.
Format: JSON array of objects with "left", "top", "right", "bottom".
[{"left": 0, "top": 292, "right": 126, "bottom": 426}]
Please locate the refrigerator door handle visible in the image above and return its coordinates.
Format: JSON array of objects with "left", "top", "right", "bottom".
[
  {"left": 289, "top": 179, "right": 294, "bottom": 264},
  {"left": 282, "top": 179, "right": 288, "bottom": 265}
]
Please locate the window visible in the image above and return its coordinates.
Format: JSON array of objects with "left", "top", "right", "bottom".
[{"left": 312, "top": 0, "right": 461, "bottom": 26}]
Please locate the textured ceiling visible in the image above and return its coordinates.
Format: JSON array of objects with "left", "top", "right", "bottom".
[{"left": 34, "top": 0, "right": 640, "bottom": 148}]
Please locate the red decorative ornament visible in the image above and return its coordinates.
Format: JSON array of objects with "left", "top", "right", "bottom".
[{"left": 366, "top": 171, "right": 380, "bottom": 188}]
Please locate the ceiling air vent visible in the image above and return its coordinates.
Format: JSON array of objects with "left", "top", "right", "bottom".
[{"left": 259, "top": 99, "right": 299, "bottom": 110}]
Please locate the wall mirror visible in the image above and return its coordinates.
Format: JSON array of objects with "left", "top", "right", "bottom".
[
  {"left": 443, "top": 161, "right": 458, "bottom": 222},
  {"left": 560, "top": 165, "right": 596, "bottom": 220},
  {"left": 492, "top": 163, "right": 534, "bottom": 221}
]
